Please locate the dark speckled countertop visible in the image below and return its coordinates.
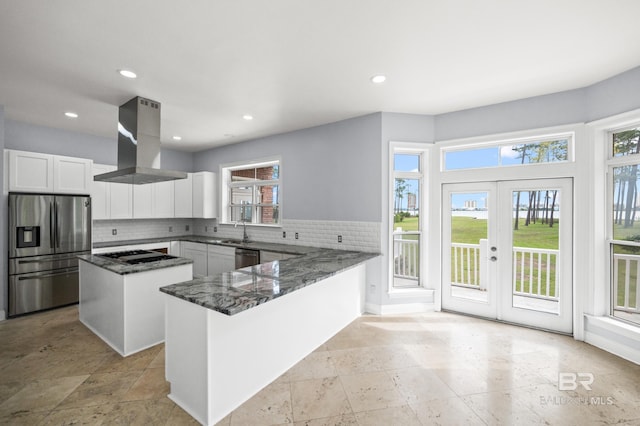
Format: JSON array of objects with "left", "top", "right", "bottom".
[
  {"left": 78, "top": 253, "right": 193, "bottom": 275},
  {"left": 90, "top": 235, "right": 378, "bottom": 316},
  {"left": 160, "top": 248, "right": 378, "bottom": 316}
]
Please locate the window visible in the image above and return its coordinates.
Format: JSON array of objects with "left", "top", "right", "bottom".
[
  {"left": 609, "top": 126, "right": 640, "bottom": 325},
  {"left": 443, "top": 136, "right": 571, "bottom": 171},
  {"left": 392, "top": 150, "right": 423, "bottom": 289},
  {"left": 222, "top": 159, "right": 280, "bottom": 225}
]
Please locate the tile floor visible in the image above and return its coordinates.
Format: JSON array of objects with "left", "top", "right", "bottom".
[{"left": 1, "top": 306, "right": 639, "bottom": 425}]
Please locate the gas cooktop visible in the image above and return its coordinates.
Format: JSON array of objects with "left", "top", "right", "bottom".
[{"left": 97, "top": 250, "right": 177, "bottom": 265}]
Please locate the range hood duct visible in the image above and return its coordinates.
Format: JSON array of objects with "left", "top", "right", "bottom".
[{"left": 93, "top": 96, "right": 187, "bottom": 184}]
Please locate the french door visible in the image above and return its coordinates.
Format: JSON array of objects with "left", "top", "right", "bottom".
[{"left": 442, "top": 178, "right": 573, "bottom": 334}]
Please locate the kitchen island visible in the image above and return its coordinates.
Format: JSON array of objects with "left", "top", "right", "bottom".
[
  {"left": 78, "top": 253, "right": 193, "bottom": 357},
  {"left": 160, "top": 247, "right": 377, "bottom": 426}
]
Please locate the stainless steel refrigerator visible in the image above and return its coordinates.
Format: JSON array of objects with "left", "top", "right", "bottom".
[{"left": 8, "top": 193, "right": 91, "bottom": 317}]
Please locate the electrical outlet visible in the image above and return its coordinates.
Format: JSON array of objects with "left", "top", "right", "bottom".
[
  {"left": 169, "top": 226, "right": 173, "bottom": 232},
  {"left": 283, "top": 231, "right": 287, "bottom": 238},
  {"left": 338, "top": 235, "right": 342, "bottom": 243},
  {"left": 186, "top": 225, "right": 190, "bottom": 231},
  {"left": 295, "top": 232, "right": 299, "bottom": 240},
  {"left": 214, "top": 226, "right": 218, "bottom": 232},
  {"left": 112, "top": 229, "right": 117, "bottom": 236},
  {"left": 205, "top": 226, "right": 208, "bottom": 232}
]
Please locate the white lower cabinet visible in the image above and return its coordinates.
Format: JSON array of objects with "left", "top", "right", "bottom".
[
  {"left": 169, "top": 241, "right": 182, "bottom": 257},
  {"left": 181, "top": 242, "right": 209, "bottom": 278},
  {"left": 207, "top": 245, "right": 235, "bottom": 276}
]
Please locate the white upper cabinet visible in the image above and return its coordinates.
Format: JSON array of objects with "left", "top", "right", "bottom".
[
  {"left": 133, "top": 184, "right": 153, "bottom": 219},
  {"left": 174, "top": 173, "right": 193, "bottom": 218},
  {"left": 8, "top": 150, "right": 92, "bottom": 194},
  {"left": 91, "top": 164, "right": 116, "bottom": 220},
  {"left": 193, "top": 171, "right": 217, "bottom": 219},
  {"left": 153, "top": 180, "right": 175, "bottom": 218},
  {"left": 53, "top": 155, "right": 93, "bottom": 194},
  {"left": 109, "top": 182, "right": 133, "bottom": 219}
]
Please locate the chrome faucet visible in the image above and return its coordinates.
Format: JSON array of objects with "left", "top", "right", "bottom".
[{"left": 234, "top": 220, "right": 250, "bottom": 244}]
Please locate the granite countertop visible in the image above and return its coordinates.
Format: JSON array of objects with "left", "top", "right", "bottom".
[
  {"left": 77, "top": 253, "right": 193, "bottom": 275},
  {"left": 159, "top": 248, "right": 378, "bottom": 316}
]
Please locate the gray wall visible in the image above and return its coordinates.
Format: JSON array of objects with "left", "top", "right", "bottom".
[
  {"left": 194, "top": 113, "right": 383, "bottom": 222},
  {"left": 5, "top": 119, "right": 194, "bottom": 171},
  {"left": 435, "top": 65, "right": 640, "bottom": 142}
]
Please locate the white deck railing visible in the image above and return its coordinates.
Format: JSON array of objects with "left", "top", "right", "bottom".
[
  {"left": 613, "top": 254, "right": 640, "bottom": 314},
  {"left": 450, "top": 240, "right": 560, "bottom": 302},
  {"left": 393, "top": 235, "right": 419, "bottom": 281}
]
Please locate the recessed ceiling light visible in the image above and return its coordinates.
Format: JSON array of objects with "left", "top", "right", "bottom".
[
  {"left": 64, "top": 112, "right": 78, "bottom": 118},
  {"left": 370, "top": 75, "right": 386, "bottom": 84},
  {"left": 118, "top": 69, "right": 137, "bottom": 79},
  {"left": 242, "top": 114, "right": 254, "bottom": 121},
  {"left": 172, "top": 136, "right": 182, "bottom": 141}
]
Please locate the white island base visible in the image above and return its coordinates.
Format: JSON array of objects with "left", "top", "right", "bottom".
[
  {"left": 164, "top": 264, "right": 365, "bottom": 425},
  {"left": 79, "top": 260, "right": 193, "bottom": 357}
]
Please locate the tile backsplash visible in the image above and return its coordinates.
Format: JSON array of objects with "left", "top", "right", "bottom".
[{"left": 94, "top": 218, "right": 380, "bottom": 253}]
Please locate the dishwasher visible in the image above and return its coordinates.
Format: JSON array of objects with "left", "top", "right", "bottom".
[{"left": 235, "top": 248, "right": 260, "bottom": 268}]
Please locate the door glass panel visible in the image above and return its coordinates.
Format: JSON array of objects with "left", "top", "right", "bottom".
[
  {"left": 449, "top": 191, "right": 489, "bottom": 302},
  {"left": 511, "top": 190, "right": 560, "bottom": 314}
]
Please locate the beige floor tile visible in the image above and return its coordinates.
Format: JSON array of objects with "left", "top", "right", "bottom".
[
  {"left": 286, "top": 351, "right": 338, "bottom": 382},
  {"left": 293, "top": 413, "right": 358, "bottom": 425},
  {"left": 389, "top": 366, "right": 456, "bottom": 404},
  {"left": 0, "top": 375, "right": 88, "bottom": 416},
  {"left": 38, "top": 403, "right": 115, "bottom": 425},
  {"left": 410, "top": 396, "right": 486, "bottom": 426},
  {"left": 56, "top": 370, "right": 143, "bottom": 409},
  {"left": 101, "top": 397, "right": 175, "bottom": 425},
  {"left": 354, "top": 405, "right": 421, "bottom": 425},
  {"left": 94, "top": 344, "right": 163, "bottom": 373},
  {"left": 229, "top": 381, "right": 293, "bottom": 425},
  {"left": 148, "top": 347, "right": 165, "bottom": 369},
  {"left": 0, "top": 410, "right": 48, "bottom": 425},
  {"left": 340, "top": 371, "right": 405, "bottom": 413},
  {"left": 290, "top": 377, "right": 352, "bottom": 422},
  {"left": 462, "top": 390, "right": 545, "bottom": 425},
  {"left": 121, "top": 367, "right": 170, "bottom": 401}
]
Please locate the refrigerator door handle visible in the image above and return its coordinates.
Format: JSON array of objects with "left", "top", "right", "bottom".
[
  {"left": 54, "top": 202, "right": 59, "bottom": 249},
  {"left": 49, "top": 202, "right": 55, "bottom": 249}
]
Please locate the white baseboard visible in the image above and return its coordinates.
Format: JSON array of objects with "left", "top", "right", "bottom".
[
  {"left": 0, "top": 310, "right": 5, "bottom": 321},
  {"left": 364, "top": 302, "right": 435, "bottom": 315},
  {"left": 584, "top": 315, "right": 640, "bottom": 366}
]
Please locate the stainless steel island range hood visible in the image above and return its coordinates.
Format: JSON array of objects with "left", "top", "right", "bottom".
[{"left": 94, "top": 96, "right": 187, "bottom": 184}]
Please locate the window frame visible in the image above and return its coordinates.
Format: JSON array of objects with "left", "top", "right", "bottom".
[
  {"left": 389, "top": 143, "right": 430, "bottom": 294},
  {"left": 220, "top": 157, "right": 282, "bottom": 227},
  {"left": 606, "top": 123, "right": 640, "bottom": 326}
]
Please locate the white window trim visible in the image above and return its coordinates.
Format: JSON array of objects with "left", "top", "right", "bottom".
[
  {"left": 388, "top": 142, "right": 431, "bottom": 296},
  {"left": 219, "top": 155, "right": 282, "bottom": 227},
  {"left": 588, "top": 109, "right": 640, "bottom": 323}
]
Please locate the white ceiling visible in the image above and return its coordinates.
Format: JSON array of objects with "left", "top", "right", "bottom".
[{"left": 1, "top": 1, "right": 640, "bottom": 152}]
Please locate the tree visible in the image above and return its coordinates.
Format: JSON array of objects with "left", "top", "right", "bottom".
[{"left": 613, "top": 129, "right": 640, "bottom": 228}]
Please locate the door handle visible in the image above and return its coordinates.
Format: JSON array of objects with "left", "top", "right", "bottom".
[
  {"left": 49, "top": 202, "right": 55, "bottom": 249},
  {"left": 490, "top": 256, "right": 497, "bottom": 262}
]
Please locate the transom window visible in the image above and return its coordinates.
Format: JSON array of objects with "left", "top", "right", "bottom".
[
  {"left": 222, "top": 159, "right": 280, "bottom": 225},
  {"left": 442, "top": 135, "right": 572, "bottom": 171}
]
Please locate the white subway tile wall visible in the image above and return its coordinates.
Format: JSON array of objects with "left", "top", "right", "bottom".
[
  {"left": 93, "top": 219, "right": 194, "bottom": 242},
  {"left": 193, "top": 219, "right": 381, "bottom": 253},
  {"left": 94, "top": 219, "right": 380, "bottom": 252}
]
